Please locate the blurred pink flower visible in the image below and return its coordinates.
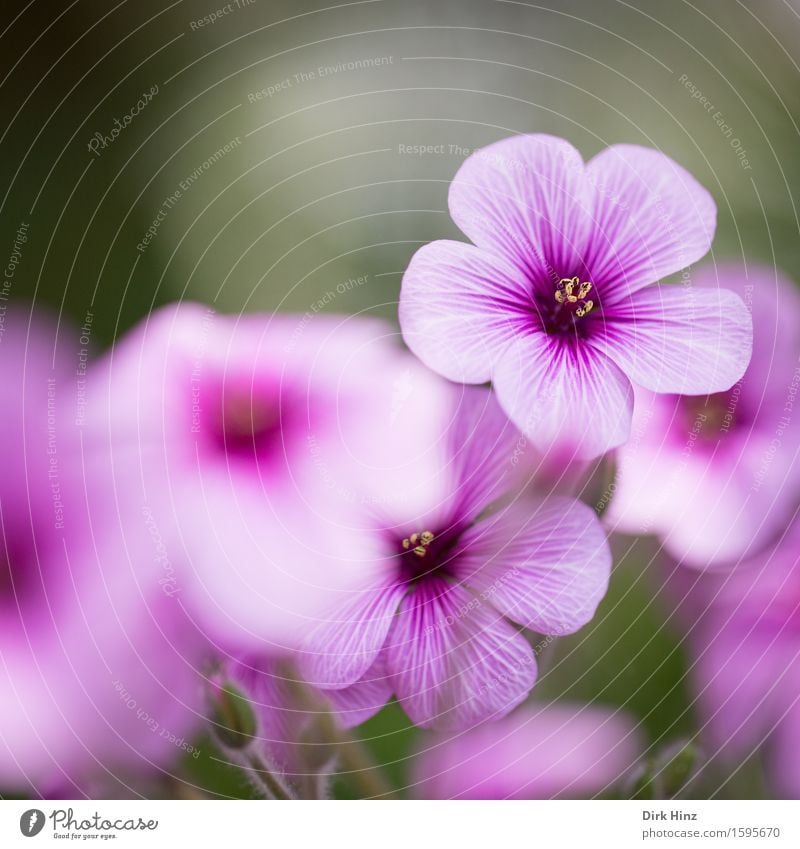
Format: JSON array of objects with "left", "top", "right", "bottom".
[
  {"left": 91, "top": 304, "right": 450, "bottom": 651},
  {"left": 691, "top": 520, "right": 800, "bottom": 798},
  {"left": 298, "top": 388, "right": 612, "bottom": 731},
  {"left": 400, "top": 134, "right": 752, "bottom": 460},
  {"left": 0, "top": 308, "right": 205, "bottom": 796},
  {"left": 413, "top": 703, "right": 643, "bottom": 799},
  {"left": 607, "top": 265, "right": 800, "bottom": 566}
]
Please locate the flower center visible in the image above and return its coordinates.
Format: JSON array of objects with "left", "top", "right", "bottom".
[
  {"left": 221, "top": 392, "right": 279, "bottom": 442},
  {"left": 210, "top": 387, "right": 282, "bottom": 457},
  {"left": 536, "top": 276, "right": 597, "bottom": 336},
  {"left": 401, "top": 530, "right": 435, "bottom": 558},
  {"left": 397, "top": 527, "right": 462, "bottom": 585},
  {"left": 554, "top": 276, "right": 594, "bottom": 318},
  {"left": 0, "top": 534, "right": 37, "bottom": 610}
]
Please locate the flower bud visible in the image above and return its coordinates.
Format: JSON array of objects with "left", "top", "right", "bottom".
[{"left": 207, "top": 677, "right": 257, "bottom": 751}]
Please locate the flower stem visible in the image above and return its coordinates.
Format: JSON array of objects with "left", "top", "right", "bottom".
[
  {"left": 244, "top": 750, "right": 296, "bottom": 800},
  {"left": 276, "top": 661, "right": 398, "bottom": 799},
  {"left": 316, "top": 712, "right": 398, "bottom": 799}
]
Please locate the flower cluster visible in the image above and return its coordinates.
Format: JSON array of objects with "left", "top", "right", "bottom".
[{"left": 8, "top": 131, "right": 798, "bottom": 801}]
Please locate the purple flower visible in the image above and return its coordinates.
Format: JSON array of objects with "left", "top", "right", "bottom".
[
  {"left": 413, "top": 703, "right": 643, "bottom": 799},
  {"left": 92, "top": 304, "right": 450, "bottom": 651},
  {"left": 298, "top": 388, "right": 611, "bottom": 731},
  {"left": 607, "top": 265, "right": 800, "bottom": 566},
  {"left": 689, "top": 521, "right": 800, "bottom": 799},
  {"left": 400, "top": 134, "right": 752, "bottom": 459},
  {"left": 0, "top": 308, "right": 205, "bottom": 796}
]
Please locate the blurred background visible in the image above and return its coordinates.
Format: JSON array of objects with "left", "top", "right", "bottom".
[{"left": 2, "top": 0, "right": 799, "bottom": 798}]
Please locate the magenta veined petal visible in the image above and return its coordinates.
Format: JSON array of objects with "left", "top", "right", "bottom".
[
  {"left": 492, "top": 332, "right": 634, "bottom": 459},
  {"left": 324, "top": 651, "right": 394, "bottom": 729},
  {"left": 297, "top": 580, "right": 406, "bottom": 690},
  {"left": 443, "top": 386, "right": 526, "bottom": 522},
  {"left": 399, "top": 239, "right": 533, "bottom": 383},
  {"left": 453, "top": 498, "right": 611, "bottom": 635},
  {"left": 448, "top": 133, "right": 594, "bottom": 281},
  {"left": 385, "top": 578, "right": 536, "bottom": 731},
  {"left": 591, "top": 283, "right": 753, "bottom": 394},
  {"left": 583, "top": 144, "right": 716, "bottom": 300}
]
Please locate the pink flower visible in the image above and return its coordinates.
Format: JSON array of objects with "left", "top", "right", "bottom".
[
  {"left": 607, "top": 265, "right": 800, "bottom": 566},
  {"left": 298, "top": 388, "right": 611, "bottom": 731},
  {"left": 92, "top": 304, "right": 450, "bottom": 651},
  {"left": 690, "top": 522, "right": 800, "bottom": 799},
  {"left": 413, "top": 703, "right": 643, "bottom": 799},
  {"left": 400, "top": 134, "right": 752, "bottom": 460},
  {"left": 0, "top": 308, "right": 204, "bottom": 796}
]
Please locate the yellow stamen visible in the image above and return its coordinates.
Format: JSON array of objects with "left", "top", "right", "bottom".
[
  {"left": 402, "top": 530, "right": 435, "bottom": 558},
  {"left": 555, "top": 277, "right": 594, "bottom": 319}
]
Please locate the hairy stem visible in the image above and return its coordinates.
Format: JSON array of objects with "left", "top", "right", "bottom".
[{"left": 244, "top": 750, "right": 296, "bottom": 800}]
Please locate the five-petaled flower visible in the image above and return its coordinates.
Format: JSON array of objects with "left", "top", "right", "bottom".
[
  {"left": 299, "top": 388, "right": 612, "bottom": 731},
  {"left": 400, "top": 134, "right": 753, "bottom": 459}
]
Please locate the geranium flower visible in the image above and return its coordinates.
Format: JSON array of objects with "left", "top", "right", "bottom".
[
  {"left": 299, "top": 388, "right": 611, "bottom": 731},
  {"left": 413, "top": 703, "right": 643, "bottom": 799},
  {"left": 91, "top": 304, "right": 450, "bottom": 651},
  {"left": 689, "top": 519, "right": 800, "bottom": 799},
  {"left": 607, "top": 265, "right": 800, "bottom": 566},
  {"left": 0, "top": 308, "right": 205, "bottom": 796},
  {"left": 400, "top": 134, "right": 752, "bottom": 459}
]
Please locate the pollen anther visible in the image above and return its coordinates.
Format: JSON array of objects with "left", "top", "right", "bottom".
[
  {"left": 555, "top": 277, "right": 594, "bottom": 318},
  {"left": 402, "top": 530, "right": 435, "bottom": 558}
]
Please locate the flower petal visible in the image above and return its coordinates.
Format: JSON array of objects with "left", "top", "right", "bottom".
[
  {"left": 413, "top": 703, "right": 644, "bottom": 799},
  {"left": 298, "top": 580, "right": 406, "bottom": 689},
  {"left": 492, "top": 333, "right": 633, "bottom": 460},
  {"left": 695, "top": 611, "right": 791, "bottom": 755},
  {"left": 385, "top": 578, "right": 536, "bottom": 731},
  {"left": 691, "top": 263, "right": 800, "bottom": 409},
  {"left": 444, "top": 387, "right": 526, "bottom": 522},
  {"left": 452, "top": 498, "right": 611, "bottom": 634},
  {"left": 606, "top": 387, "right": 798, "bottom": 567},
  {"left": 448, "top": 134, "right": 593, "bottom": 282},
  {"left": 584, "top": 144, "right": 716, "bottom": 298},
  {"left": 592, "top": 284, "right": 752, "bottom": 394},
  {"left": 399, "top": 240, "right": 533, "bottom": 383},
  {"left": 324, "top": 652, "right": 393, "bottom": 729}
]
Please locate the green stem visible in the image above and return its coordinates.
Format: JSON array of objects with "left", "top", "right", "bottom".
[
  {"left": 245, "top": 751, "right": 296, "bottom": 800},
  {"left": 317, "top": 712, "right": 398, "bottom": 799},
  {"left": 276, "top": 661, "right": 398, "bottom": 799}
]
